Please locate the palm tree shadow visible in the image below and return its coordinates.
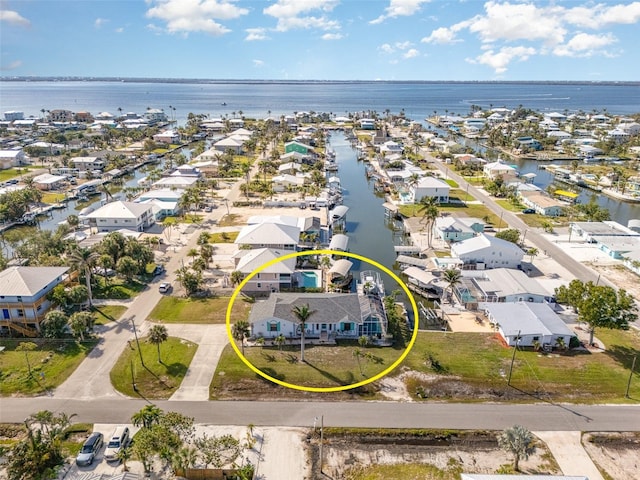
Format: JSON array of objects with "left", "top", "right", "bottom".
[
  {"left": 303, "top": 360, "right": 349, "bottom": 386},
  {"left": 508, "top": 385, "right": 594, "bottom": 422}
]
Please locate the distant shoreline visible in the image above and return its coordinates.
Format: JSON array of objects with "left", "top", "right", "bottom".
[{"left": 1, "top": 77, "right": 639, "bottom": 87}]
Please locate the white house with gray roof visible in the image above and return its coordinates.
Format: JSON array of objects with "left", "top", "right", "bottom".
[
  {"left": 233, "top": 248, "right": 297, "bottom": 294},
  {"left": 248, "top": 291, "right": 388, "bottom": 342},
  {"left": 0, "top": 266, "right": 69, "bottom": 336},
  {"left": 410, "top": 176, "right": 450, "bottom": 203},
  {"left": 450, "top": 234, "right": 524, "bottom": 269},
  {"left": 481, "top": 301, "right": 574, "bottom": 348},
  {"left": 85, "top": 201, "right": 154, "bottom": 232},
  {"left": 235, "top": 222, "right": 300, "bottom": 250}
]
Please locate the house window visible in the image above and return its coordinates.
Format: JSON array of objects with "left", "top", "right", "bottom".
[
  {"left": 268, "top": 322, "right": 279, "bottom": 332},
  {"left": 343, "top": 323, "right": 352, "bottom": 331},
  {"left": 17, "top": 309, "right": 24, "bottom": 317},
  {"left": 17, "top": 296, "right": 22, "bottom": 302},
  {"left": 533, "top": 336, "right": 539, "bottom": 341},
  {"left": 257, "top": 283, "right": 261, "bottom": 288},
  {"left": 36, "top": 305, "right": 42, "bottom": 311},
  {"left": 256, "top": 273, "right": 260, "bottom": 279}
]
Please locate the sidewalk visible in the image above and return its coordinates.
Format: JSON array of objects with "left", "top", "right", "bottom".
[{"left": 534, "top": 431, "right": 604, "bottom": 480}]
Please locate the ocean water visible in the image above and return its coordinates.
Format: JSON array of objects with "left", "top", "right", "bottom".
[{"left": 1, "top": 80, "right": 639, "bottom": 123}]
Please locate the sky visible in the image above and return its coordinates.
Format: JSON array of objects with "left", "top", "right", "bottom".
[{"left": 1, "top": 0, "right": 640, "bottom": 81}]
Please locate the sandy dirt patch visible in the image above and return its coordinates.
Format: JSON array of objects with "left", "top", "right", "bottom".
[
  {"left": 582, "top": 432, "right": 640, "bottom": 480},
  {"left": 309, "top": 430, "right": 561, "bottom": 479}
]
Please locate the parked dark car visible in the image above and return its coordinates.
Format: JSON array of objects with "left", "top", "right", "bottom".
[
  {"left": 76, "top": 431, "right": 104, "bottom": 466},
  {"left": 153, "top": 264, "right": 165, "bottom": 276},
  {"left": 522, "top": 208, "right": 536, "bottom": 214}
]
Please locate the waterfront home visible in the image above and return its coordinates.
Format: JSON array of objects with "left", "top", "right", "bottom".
[
  {"left": 32, "top": 173, "right": 66, "bottom": 191},
  {"left": 454, "top": 268, "right": 552, "bottom": 309},
  {"left": 235, "top": 222, "right": 300, "bottom": 250},
  {"left": 278, "top": 162, "right": 301, "bottom": 175},
  {"left": 284, "top": 140, "right": 312, "bottom": 155},
  {"left": 450, "top": 234, "right": 524, "bottom": 270},
  {"left": 434, "top": 217, "right": 478, "bottom": 243},
  {"left": 145, "top": 108, "right": 168, "bottom": 124},
  {"left": 272, "top": 174, "right": 306, "bottom": 192},
  {"left": 483, "top": 160, "right": 517, "bottom": 180},
  {"left": 519, "top": 191, "right": 565, "bottom": 217},
  {"left": 153, "top": 176, "right": 200, "bottom": 189},
  {"left": 153, "top": 130, "right": 180, "bottom": 145},
  {"left": 171, "top": 164, "right": 201, "bottom": 178},
  {"left": 3, "top": 111, "right": 24, "bottom": 121},
  {"left": 247, "top": 215, "right": 322, "bottom": 240},
  {"left": 410, "top": 176, "right": 450, "bottom": 204},
  {"left": 233, "top": 248, "right": 297, "bottom": 294},
  {"left": 85, "top": 201, "right": 155, "bottom": 233},
  {"left": 48, "top": 109, "right": 74, "bottom": 122},
  {"left": 570, "top": 221, "right": 639, "bottom": 242},
  {"left": 213, "top": 136, "right": 244, "bottom": 154},
  {"left": 379, "top": 140, "right": 403, "bottom": 155},
  {"left": 359, "top": 118, "right": 376, "bottom": 130},
  {"left": 0, "top": 149, "right": 25, "bottom": 169},
  {"left": 71, "top": 156, "right": 105, "bottom": 173},
  {"left": 280, "top": 151, "right": 311, "bottom": 165},
  {"left": 0, "top": 266, "right": 69, "bottom": 337},
  {"left": 136, "top": 189, "right": 184, "bottom": 219},
  {"left": 249, "top": 289, "right": 388, "bottom": 342},
  {"left": 453, "top": 153, "right": 485, "bottom": 168},
  {"left": 481, "top": 301, "right": 574, "bottom": 349}
]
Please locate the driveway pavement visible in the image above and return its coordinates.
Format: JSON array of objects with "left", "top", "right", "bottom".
[{"left": 534, "top": 431, "right": 604, "bottom": 480}]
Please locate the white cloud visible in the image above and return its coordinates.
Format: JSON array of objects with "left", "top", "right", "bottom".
[
  {"left": 264, "top": 0, "right": 340, "bottom": 32},
  {"left": 115, "top": 27, "right": 124, "bottom": 33},
  {"left": 403, "top": 48, "right": 419, "bottom": 59},
  {"left": 146, "top": 0, "right": 248, "bottom": 36},
  {"left": 253, "top": 59, "right": 265, "bottom": 67},
  {"left": 379, "top": 43, "right": 394, "bottom": 54},
  {"left": 322, "top": 33, "right": 343, "bottom": 40},
  {"left": 467, "top": 2, "right": 566, "bottom": 45},
  {"left": 425, "top": 1, "right": 640, "bottom": 73},
  {"left": 553, "top": 32, "right": 618, "bottom": 57},
  {"left": 245, "top": 27, "right": 268, "bottom": 41},
  {"left": 421, "top": 26, "right": 462, "bottom": 44},
  {"left": 95, "top": 18, "right": 108, "bottom": 29},
  {"left": 370, "top": 0, "right": 431, "bottom": 24},
  {"left": 468, "top": 46, "right": 536, "bottom": 74},
  {"left": 0, "top": 9, "right": 30, "bottom": 27},
  {"left": 0, "top": 59, "right": 23, "bottom": 71}
]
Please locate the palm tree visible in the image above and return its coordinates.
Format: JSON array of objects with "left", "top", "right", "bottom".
[
  {"left": 232, "top": 320, "right": 250, "bottom": 354},
  {"left": 131, "top": 404, "right": 163, "bottom": 429},
  {"left": 442, "top": 268, "right": 462, "bottom": 304},
  {"left": 497, "top": 425, "right": 536, "bottom": 471},
  {"left": 274, "top": 333, "right": 286, "bottom": 350},
  {"left": 527, "top": 247, "right": 539, "bottom": 263},
  {"left": 69, "top": 247, "right": 99, "bottom": 307},
  {"left": 148, "top": 324, "right": 168, "bottom": 363},
  {"left": 291, "top": 303, "right": 315, "bottom": 363},
  {"left": 417, "top": 196, "right": 439, "bottom": 247},
  {"left": 229, "top": 270, "right": 244, "bottom": 287}
]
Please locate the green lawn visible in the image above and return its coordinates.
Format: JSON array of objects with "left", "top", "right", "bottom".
[
  {"left": 0, "top": 167, "right": 35, "bottom": 182},
  {"left": 92, "top": 305, "right": 128, "bottom": 325},
  {"left": 401, "top": 330, "right": 640, "bottom": 403},
  {"left": 210, "top": 329, "right": 640, "bottom": 403},
  {"left": 399, "top": 202, "right": 499, "bottom": 225},
  {"left": 341, "top": 463, "right": 459, "bottom": 480},
  {"left": 210, "top": 342, "right": 406, "bottom": 395},
  {"left": 0, "top": 340, "right": 98, "bottom": 396},
  {"left": 110, "top": 336, "right": 197, "bottom": 399},
  {"left": 41, "top": 192, "right": 67, "bottom": 204},
  {"left": 93, "top": 277, "right": 147, "bottom": 300},
  {"left": 209, "top": 231, "right": 240, "bottom": 243},
  {"left": 149, "top": 296, "right": 252, "bottom": 324},
  {"left": 495, "top": 199, "right": 525, "bottom": 212},
  {"left": 218, "top": 214, "right": 244, "bottom": 227}
]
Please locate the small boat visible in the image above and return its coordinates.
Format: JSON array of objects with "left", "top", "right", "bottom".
[{"left": 221, "top": 102, "right": 227, "bottom": 106}]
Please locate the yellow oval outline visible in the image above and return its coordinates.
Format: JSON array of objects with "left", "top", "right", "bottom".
[{"left": 225, "top": 249, "right": 419, "bottom": 392}]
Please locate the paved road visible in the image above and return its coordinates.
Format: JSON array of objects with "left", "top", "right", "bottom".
[{"left": 1, "top": 398, "right": 638, "bottom": 431}]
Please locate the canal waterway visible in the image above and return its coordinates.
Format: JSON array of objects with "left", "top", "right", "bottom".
[{"left": 328, "top": 132, "right": 414, "bottom": 302}]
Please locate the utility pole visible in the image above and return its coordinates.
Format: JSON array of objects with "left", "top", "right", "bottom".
[
  {"left": 507, "top": 330, "right": 521, "bottom": 386},
  {"left": 131, "top": 358, "right": 137, "bottom": 392},
  {"left": 626, "top": 355, "right": 637, "bottom": 398},
  {"left": 319, "top": 414, "right": 324, "bottom": 474},
  {"left": 131, "top": 318, "right": 145, "bottom": 367}
]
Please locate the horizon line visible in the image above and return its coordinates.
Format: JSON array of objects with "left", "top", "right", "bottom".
[{"left": 1, "top": 76, "right": 639, "bottom": 86}]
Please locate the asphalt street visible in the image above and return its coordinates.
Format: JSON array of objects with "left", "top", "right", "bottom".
[{"left": 1, "top": 398, "right": 638, "bottom": 432}]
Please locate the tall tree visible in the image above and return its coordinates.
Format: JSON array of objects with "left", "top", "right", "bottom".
[
  {"left": 131, "top": 404, "right": 163, "bottom": 429},
  {"left": 68, "top": 311, "right": 95, "bottom": 341},
  {"left": 555, "top": 279, "right": 637, "bottom": 345},
  {"left": 417, "top": 196, "right": 439, "bottom": 247},
  {"left": 148, "top": 325, "right": 169, "bottom": 363},
  {"left": 497, "top": 425, "right": 536, "bottom": 471},
  {"left": 291, "top": 303, "right": 315, "bottom": 363},
  {"left": 441, "top": 268, "right": 462, "bottom": 304},
  {"left": 68, "top": 247, "right": 99, "bottom": 307},
  {"left": 232, "top": 320, "right": 250, "bottom": 355}
]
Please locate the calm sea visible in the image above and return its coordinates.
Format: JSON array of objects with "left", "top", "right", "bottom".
[{"left": 1, "top": 81, "right": 639, "bottom": 122}]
